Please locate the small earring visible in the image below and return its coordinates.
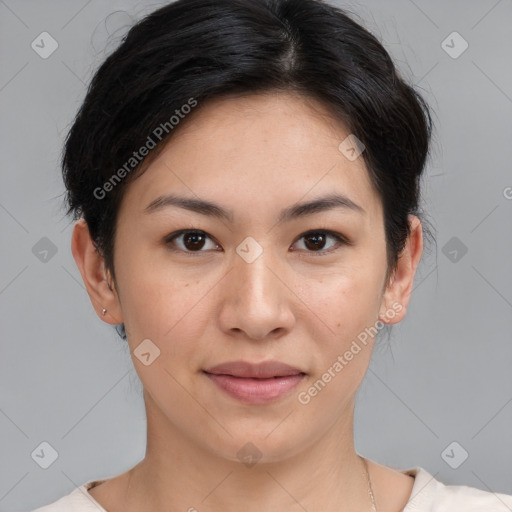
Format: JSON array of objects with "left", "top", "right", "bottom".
[{"left": 101, "top": 308, "right": 107, "bottom": 316}]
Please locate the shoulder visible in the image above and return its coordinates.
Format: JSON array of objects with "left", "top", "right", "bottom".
[
  {"left": 402, "top": 466, "right": 512, "bottom": 511},
  {"left": 30, "top": 481, "right": 107, "bottom": 512}
]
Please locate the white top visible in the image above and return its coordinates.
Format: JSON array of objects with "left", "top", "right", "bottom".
[{"left": 31, "top": 466, "right": 512, "bottom": 511}]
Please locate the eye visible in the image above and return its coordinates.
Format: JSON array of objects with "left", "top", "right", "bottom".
[
  {"left": 164, "top": 228, "right": 350, "bottom": 256},
  {"left": 164, "top": 229, "right": 219, "bottom": 255},
  {"left": 292, "top": 229, "right": 350, "bottom": 256}
]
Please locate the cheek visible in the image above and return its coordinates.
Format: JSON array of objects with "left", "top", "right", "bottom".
[
  {"left": 295, "top": 274, "right": 381, "bottom": 409},
  {"left": 299, "top": 263, "right": 384, "bottom": 341},
  {"left": 114, "top": 246, "right": 212, "bottom": 344}
]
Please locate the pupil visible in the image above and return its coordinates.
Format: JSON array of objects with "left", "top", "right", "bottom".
[
  {"left": 185, "top": 232, "right": 205, "bottom": 250},
  {"left": 305, "top": 233, "right": 325, "bottom": 251}
]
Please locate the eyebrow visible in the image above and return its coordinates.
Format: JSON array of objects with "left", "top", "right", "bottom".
[{"left": 144, "top": 192, "right": 365, "bottom": 223}]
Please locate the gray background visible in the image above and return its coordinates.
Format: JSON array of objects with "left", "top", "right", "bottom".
[{"left": 1, "top": 0, "right": 511, "bottom": 510}]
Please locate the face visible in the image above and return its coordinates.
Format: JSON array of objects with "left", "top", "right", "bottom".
[{"left": 78, "top": 91, "right": 418, "bottom": 464}]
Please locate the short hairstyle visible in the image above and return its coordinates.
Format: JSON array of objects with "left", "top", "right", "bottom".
[{"left": 61, "top": 0, "right": 435, "bottom": 340}]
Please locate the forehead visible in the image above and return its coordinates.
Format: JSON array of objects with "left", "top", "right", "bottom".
[{"left": 120, "top": 91, "right": 383, "bottom": 226}]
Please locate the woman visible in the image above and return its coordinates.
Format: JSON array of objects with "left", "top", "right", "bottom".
[{"left": 32, "top": 0, "right": 512, "bottom": 510}]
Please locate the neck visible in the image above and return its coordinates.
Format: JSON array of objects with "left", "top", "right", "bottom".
[{"left": 121, "top": 394, "right": 374, "bottom": 512}]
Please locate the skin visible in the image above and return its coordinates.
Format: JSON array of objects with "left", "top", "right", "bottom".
[{"left": 72, "top": 91, "right": 422, "bottom": 512}]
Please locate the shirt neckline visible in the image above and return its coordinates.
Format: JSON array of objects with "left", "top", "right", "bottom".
[{"left": 79, "top": 466, "right": 434, "bottom": 511}]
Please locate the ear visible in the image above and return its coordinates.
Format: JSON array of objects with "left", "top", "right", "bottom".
[
  {"left": 378, "top": 215, "right": 423, "bottom": 324},
  {"left": 71, "top": 218, "right": 124, "bottom": 325}
]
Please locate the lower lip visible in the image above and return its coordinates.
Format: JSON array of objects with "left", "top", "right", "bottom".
[{"left": 204, "top": 372, "right": 305, "bottom": 404}]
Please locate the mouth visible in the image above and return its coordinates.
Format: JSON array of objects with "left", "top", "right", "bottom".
[
  {"left": 203, "top": 371, "right": 306, "bottom": 404},
  {"left": 202, "top": 360, "right": 306, "bottom": 404},
  {"left": 204, "top": 360, "right": 306, "bottom": 378}
]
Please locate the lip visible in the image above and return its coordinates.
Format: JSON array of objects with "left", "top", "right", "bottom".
[
  {"left": 204, "top": 360, "right": 305, "bottom": 378},
  {"left": 203, "top": 360, "right": 306, "bottom": 404}
]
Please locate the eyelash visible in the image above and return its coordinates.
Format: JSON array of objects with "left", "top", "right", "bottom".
[{"left": 164, "top": 228, "right": 351, "bottom": 257}]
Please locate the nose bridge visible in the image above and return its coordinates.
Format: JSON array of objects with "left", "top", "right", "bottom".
[{"left": 234, "top": 236, "right": 280, "bottom": 302}]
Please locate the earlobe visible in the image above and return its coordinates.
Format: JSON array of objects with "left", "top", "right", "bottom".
[
  {"left": 71, "top": 219, "right": 123, "bottom": 325},
  {"left": 379, "top": 215, "right": 423, "bottom": 325}
]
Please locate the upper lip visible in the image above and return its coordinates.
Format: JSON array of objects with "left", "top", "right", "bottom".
[{"left": 204, "top": 360, "right": 306, "bottom": 378}]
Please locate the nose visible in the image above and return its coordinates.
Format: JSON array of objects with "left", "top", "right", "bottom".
[{"left": 218, "top": 245, "right": 295, "bottom": 341}]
